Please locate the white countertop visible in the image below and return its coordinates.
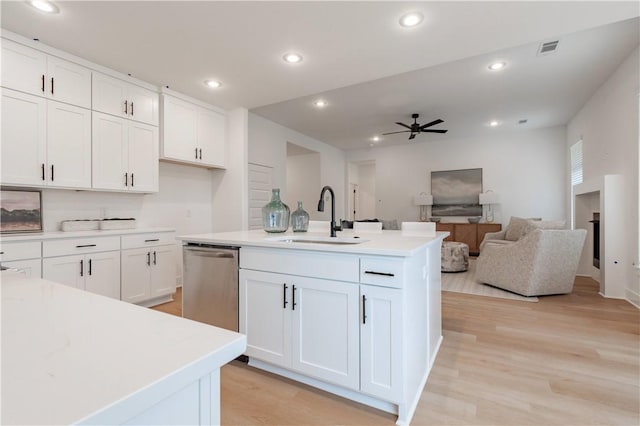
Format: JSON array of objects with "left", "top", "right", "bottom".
[
  {"left": 179, "top": 229, "right": 448, "bottom": 257},
  {"left": 0, "top": 227, "right": 175, "bottom": 242},
  {"left": 1, "top": 272, "right": 246, "bottom": 425}
]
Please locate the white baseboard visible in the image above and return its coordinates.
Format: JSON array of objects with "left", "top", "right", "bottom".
[{"left": 625, "top": 288, "right": 640, "bottom": 309}]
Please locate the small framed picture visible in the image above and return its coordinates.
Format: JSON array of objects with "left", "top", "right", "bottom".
[{"left": 1, "top": 188, "right": 43, "bottom": 234}]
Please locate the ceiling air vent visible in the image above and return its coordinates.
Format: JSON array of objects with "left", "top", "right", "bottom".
[{"left": 537, "top": 40, "right": 559, "bottom": 56}]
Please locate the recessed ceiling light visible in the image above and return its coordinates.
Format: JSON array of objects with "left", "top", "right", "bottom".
[
  {"left": 29, "top": 0, "right": 59, "bottom": 13},
  {"left": 371, "top": 136, "right": 381, "bottom": 142},
  {"left": 399, "top": 12, "right": 424, "bottom": 27},
  {"left": 204, "top": 79, "right": 222, "bottom": 89},
  {"left": 488, "top": 61, "right": 507, "bottom": 71},
  {"left": 489, "top": 120, "right": 500, "bottom": 127},
  {"left": 283, "top": 52, "right": 303, "bottom": 64},
  {"left": 313, "top": 99, "right": 328, "bottom": 108}
]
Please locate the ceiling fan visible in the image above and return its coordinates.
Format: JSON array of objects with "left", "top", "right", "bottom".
[{"left": 382, "top": 113, "right": 448, "bottom": 140}]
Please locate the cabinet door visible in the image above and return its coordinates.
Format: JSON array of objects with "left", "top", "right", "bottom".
[
  {"left": 92, "top": 72, "right": 127, "bottom": 118},
  {"left": 85, "top": 251, "right": 121, "bottom": 300},
  {"left": 360, "top": 284, "right": 403, "bottom": 402},
  {"left": 150, "top": 245, "right": 176, "bottom": 298},
  {"left": 92, "top": 112, "right": 128, "bottom": 190},
  {"left": 43, "top": 255, "right": 85, "bottom": 291},
  {"left": 128, "top": 121, "right": 159, "bottom": 193},
  {"left": 121, "top": 247, "right": 151, "bottom": 303},
  {"left": 1, "top": 89, "right": 47, "bottom": 186},
  {"left": 46, "top": 56, "right": 91, "bottom": 108},
  {"left": 161, "top": 95, "right": 197, "bottom": 162},
  {"left": 128, "top": 84, "right": 158, "bottom": 126},
  {"left": 436, "top": 223, "right": 454, "bottom": 242},
  {"left": 197, "top": 108, "right": 226, "bottom": 168},
  {"left": 2, "top": 259, "right": 42, "bottom": 278},
  {"left": 47, "top": 100, "right": 91, "bottom": 188},
  {"left": 291, "top": 277, "right": 360, "bottom": 390},
  {"left": 454, "top": 224, "right": 477, "bottom": 251},
  {"left": 239, "top": 269, "right": 291, "bottom": 367},
  {"left": 1, "top": 39, "right": 46, "bottom": 96}
]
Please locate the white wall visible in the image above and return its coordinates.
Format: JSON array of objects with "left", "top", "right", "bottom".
[
  {"left": 346, "top": 126, "right": 567, "bottom": 225},
  {"left": 357, "top": 162, "right": 377, "bottom": 219},
  {"left": 567, "top": 46, "right": 639, "bottom": 304},
  {"left": 248, "top": 113, "right": 347, "bottom": 221},
  {"left": 286, "top": 153, "right": 321, "bottom": 219}
]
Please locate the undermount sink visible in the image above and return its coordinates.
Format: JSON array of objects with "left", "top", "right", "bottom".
[{"left": 266, "top": 235, "right": 369, "bottom": 245}]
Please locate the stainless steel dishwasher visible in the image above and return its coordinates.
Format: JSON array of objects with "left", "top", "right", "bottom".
[{"left": 183, "top": 244, "right": 239, "bottom": 332}]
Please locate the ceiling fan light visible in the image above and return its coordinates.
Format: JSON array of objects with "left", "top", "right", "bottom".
[
  {"left": 29, "top": 0, "right": 59, "bottom": 13},
  {"left": 488, "top": 61, "right": 506, "bottom": 71},
  {"left": 399, "top": 12, "right": 423, "bottom": 27}
]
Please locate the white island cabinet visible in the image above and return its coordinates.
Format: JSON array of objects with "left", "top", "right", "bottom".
[
  {"left": 179, "top": 229, "right": 447, "bottom": 425},
  {"left": 1, "top": 272, "right": 246, "bottom": 426}
]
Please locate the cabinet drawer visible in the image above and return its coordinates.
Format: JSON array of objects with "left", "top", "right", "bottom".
[
  {"left": 43, "top": 236, "right": 120, "bottom": 257},
  {"left": 0, "top": 241, "right": 41, "bottom": 261},
  {"left": 121, "top": 232, "right": 176, "bottom": 249},
  {"left": 360, "top": 256, "right": 404, "bottom": 288},
  {"left": 240, "top": 247, "right": 359, "bottom": 283}
]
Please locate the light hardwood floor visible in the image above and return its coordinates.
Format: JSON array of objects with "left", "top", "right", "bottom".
[{"left": 151, "top": 277, "right": 639, "bottom": 425}]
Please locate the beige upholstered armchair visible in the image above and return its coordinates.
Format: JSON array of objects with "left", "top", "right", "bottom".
[{"left": 476, "top": 228, "right": 587, "bottom": 297}]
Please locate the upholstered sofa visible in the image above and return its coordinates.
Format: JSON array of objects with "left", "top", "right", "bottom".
[{"left": 476, "top": 224, "right": 587, "bottom": 297}]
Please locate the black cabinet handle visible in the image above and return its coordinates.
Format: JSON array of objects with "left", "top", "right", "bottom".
[
  {"left": 146, "top": 251, "right": 151, "bottom": 266},
  {"left": 124, "top": 100, "right": 128, "bottom": 115},
  {"left": 131, "top": 173, "right": 134, "bottom": 187},
  {"left": 88, "top": 258, "right": 92, "bottom": 276},
  {"left": 195, "top": 147, "right": 198, "bottom": 159},
  {"left": 41, "top": 74, "right": 45, "bottom": 92},
  {"left": 80, "top": 259, "right": 84, "bottom": 277},
  {"left": 75, "top": 244, "right": 97, "bottom": 248},
  {"left": 199, "top": 148, "right": 202, "bottom": 159},
  {"left": 153, "top": 251, "right": 157, "bottom": 265},
  {"left": 125, "top": 172, "right": 128, "bottom": 187},
  {"left": 362, "top": 295, "right": 367, "bottom": 324},
  {"left": 41, "top": 163, "right": 45, "bottom": 181},
  {"left": 50, "top": 164, "right": 54, "bottom": 181},
  {"left": 364, "top": 270, "right": 395, "bottom": 277},
  {"left": 292, "top": 285, "right": 297, "bottom": 310},
  {"left": 144, "top": 239, "right": 159, "bottom": 242},
  {"left": 130, "top": 102, "right": 134, "bottom": 116},
  {"left": 283, "top": 283, "right": 288, "bottom": 308},
  {"left": 50, "top": 77, "right": 54, "bottom": 94}
]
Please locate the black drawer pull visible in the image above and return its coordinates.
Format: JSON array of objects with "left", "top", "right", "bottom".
[
  {"left": 130, "top": 101, "right": 134, "bottom": 116},
  {"left": 283, "top": 283, "right": 288, "bottom": 308},
  {"left": 41, "top": 163, "right": 45, "bottom": 181},
  {"left": 153, "top": 251, "right": 157, "bottom": 265},
  {"left": 144, "top": 239, "right": 159, "bottom": 242},
  {"left": 292, "top": 285, "right": 297, "bottom": 310},
  {"left": 41, "top": 74, "right": 45, "bottom": 92},
  {"left": 362, "top": 294, "right": 367, "bottom": 324},
  {"left": 50, "top": 77, "right": 54, "bottom": 94},
  {"left": 147, "top": 251, "right": 151, "bottom": 266},
  {"left": 364, "top": 270, "right": 395, "bottom": 277},
  {"left": 80, "top": 259, "right": 83, "bottom": 277},
  {"left": 76, "top": 244, "right": 97, "bottom": 248},
  {"left": 88, "top": 258, "right": 92, "bottom": 276},
  {"left": 50, "top": 164, "right": 54, "bottom": 181},
  {"left": 124, "top": 100, "right": 128, "bottom": 115}
]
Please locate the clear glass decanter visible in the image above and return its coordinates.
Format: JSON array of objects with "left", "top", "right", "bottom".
[
  {"left": 291, "top": 201, "right": 310, "bottom": 232},
  {"left": 261, "top": 188, "right": 290, "bottom": 233}
]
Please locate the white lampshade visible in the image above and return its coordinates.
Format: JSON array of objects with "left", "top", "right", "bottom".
[
  {"left": 479, "top": 191, "right": 497, "bottom": 205},
  {"left": 413, "top": 194, "right": 433, "bottom": 206}
]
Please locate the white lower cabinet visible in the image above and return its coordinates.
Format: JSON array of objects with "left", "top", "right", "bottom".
[
  {"left": 43, "top": 251, "right": 120, "bottom": 299},
  {"left": 360, "top": 284, "right": 402, "bottom": 402},
  {"left": 121, "top": 244, "right": 176, "bottom": 305},
  {"left": 240, "top": 269, "right": 360, "bottom": 390}
]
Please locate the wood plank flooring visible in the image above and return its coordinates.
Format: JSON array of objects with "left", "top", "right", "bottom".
[{"left": 151, "top": 277, "right": 639, "bottom": 425}]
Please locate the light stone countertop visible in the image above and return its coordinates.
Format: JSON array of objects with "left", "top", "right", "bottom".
[
  {"left": 1, "top": 272, "right": 246, "bottom": 425},
  {"left": 0, "top": 227, "right": 176, "bottom": 242},
  {"left": 179, "top": 229, "right": 449, "bottom": 257}
]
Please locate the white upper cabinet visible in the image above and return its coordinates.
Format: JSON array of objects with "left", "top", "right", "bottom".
[
  {"left": 92, "top": 112, "right": 159, "bottom": 193},
  {"left": 92, "top": 72, "right": 158, "bottom": 125},
  {"left": 1, "top": 39, "right": 91, "bottom": 108},
  {"left": 1, "top": 88, "right": 91, "bottom": 189},
  {"left": 161, "top": 93, "right": 227, "bottom": 168}
]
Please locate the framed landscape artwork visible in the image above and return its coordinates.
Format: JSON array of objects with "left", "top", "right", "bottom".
[
  {"left": 0, "top": 188, "right": 43, "bottom": 233},
  {"left": 431, "top": 168, "right": 483, "bottom": 216}
]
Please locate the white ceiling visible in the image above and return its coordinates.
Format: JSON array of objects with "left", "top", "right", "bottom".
[{"left": 2, "top": 1, "right": 638, "bottom": 150}]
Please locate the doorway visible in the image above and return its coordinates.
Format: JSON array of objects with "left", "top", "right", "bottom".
[
  {"left": 347, "top": 160, "right": 376, "bottom": 220},
  {"left": 286, "top": 143, "right": 320, "bottom": 219}
]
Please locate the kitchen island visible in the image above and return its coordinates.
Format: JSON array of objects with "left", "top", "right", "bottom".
[
  {"left": 179, "top": 229, "right": 447, "bottom": 425},
  {"left": 1, "top": 271, "right": 246, "bottom": 425}
]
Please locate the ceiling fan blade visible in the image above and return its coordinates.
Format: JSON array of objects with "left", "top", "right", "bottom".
[
  {"left": 408, "top": 133, "right": 416, "bottom": 140},
  {"left": 382, "top": 130, "right": 411, "bottom": 135},
  {"left": 395, "top": 122, "right": 412, "bottom": 130},
  {"left": 421, "top": 129, "right": 448, "bottom": 133},
  {"left": 419, "top": 119, "right": 444, "bottom": 130}
]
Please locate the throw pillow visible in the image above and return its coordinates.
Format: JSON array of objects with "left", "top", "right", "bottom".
[
  {"left": 523, "top": 220, "right": 566, "bottom": 235},
  {"left": 505, "top": 217, "right": 531, "bottom": 241}
]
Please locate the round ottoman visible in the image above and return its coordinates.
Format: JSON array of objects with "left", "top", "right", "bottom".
[{"left": 441, "top": 241, "right": 469, "bottom": 272}]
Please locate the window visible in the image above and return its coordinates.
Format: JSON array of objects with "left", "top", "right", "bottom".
[{"left": 570, "top": 140, "right": 583, "bottom": 186}]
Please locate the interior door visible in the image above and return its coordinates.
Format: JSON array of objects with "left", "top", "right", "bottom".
[{"left": 248, "top": 163, "right": 273, "bottom": 229}]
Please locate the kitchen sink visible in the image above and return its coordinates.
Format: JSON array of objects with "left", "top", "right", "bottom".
[{"left": 266, "top": 235, "right": 369, "bottom": 245}]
